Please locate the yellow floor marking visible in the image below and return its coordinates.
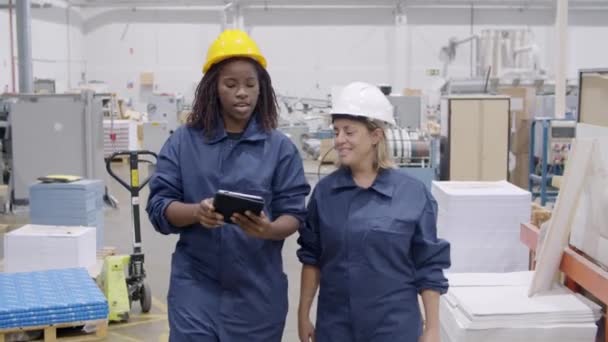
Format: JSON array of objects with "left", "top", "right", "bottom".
[{"left": 108, "top": 316, "right": 166, "bottom": 331}]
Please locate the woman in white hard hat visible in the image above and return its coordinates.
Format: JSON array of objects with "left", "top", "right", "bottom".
[
  {"left": 147, "top": 29, "right": 310, "bottom": 341},
  {"left": 296, "top": 82, "right": 450, "bottom": 342}
]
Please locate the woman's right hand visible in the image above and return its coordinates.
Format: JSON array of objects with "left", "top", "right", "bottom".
[
  {"left": 196, "top": 198, "right": 224, "bottom": 228},
  {"left": 298, "top": 315, "right": 315, "bottom": 342}
]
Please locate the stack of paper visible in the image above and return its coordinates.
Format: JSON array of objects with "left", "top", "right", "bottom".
[
  {"left": 0, "top": 268, "right": 108, "bottom": 329},
  {"left": 4, "top": 225, "right": 96, "bottom": 273},
  {"left": 441, "top": 272, "right": 601, "bottom": 342},
  {"left": 29, "top": 179, "right": 104, "bottom": 249},
  {"left": 431, "top": 180, "right": 531, "bottom": 272},
  {"left": 103, "top": 119, "right": 137, "bottom": 157}
]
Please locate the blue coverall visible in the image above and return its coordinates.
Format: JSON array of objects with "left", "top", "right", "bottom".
[
  {"left": 297, "top": 167, "right": 450, "bottom": 342},
  {"left": 146, "top": 117, "right": 310, "bottom": 342}
]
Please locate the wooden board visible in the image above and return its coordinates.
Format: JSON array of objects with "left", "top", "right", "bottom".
[{"left": 529, "top": 138, "right": 594, "bottom": 296}]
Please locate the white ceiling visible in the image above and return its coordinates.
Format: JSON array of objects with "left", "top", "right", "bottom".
[
  {"left": 1, "top": 0, "right": 606, "bottom": 10},
  {"left": 62, "top": 0, "right": 608, "bottom": 9}
]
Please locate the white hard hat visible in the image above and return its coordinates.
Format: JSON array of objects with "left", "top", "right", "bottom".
[{"left": 330, "top": 81, "right": 396, "bottom": 126}]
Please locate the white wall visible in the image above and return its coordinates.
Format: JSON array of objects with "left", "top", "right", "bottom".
[
  {"left": 84, "top": 7, "right": 220, "bottom": 111},
  {"left": 3, "top": 4, "right": 607, "bottom": 102},
  {"left": 66, "top": 6, "right": 608, "bottom": 110},
  {"left": 1, "top": 2, "right": 85, "bottom": 94}
]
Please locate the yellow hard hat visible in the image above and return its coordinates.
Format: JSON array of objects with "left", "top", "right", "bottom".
[{"left": 202, "top": 29, "right": 267, "bottom": 73}]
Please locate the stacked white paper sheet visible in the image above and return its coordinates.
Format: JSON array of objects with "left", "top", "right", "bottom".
[
  {"left": 29, "top": 179, "right": 105, "bottom": 249},
  {"left": 441, "top": 272, "right": 601, "bottom": 342},
  {"left": 103, "top": 119, "right": 138, "bottom": 157},
  {"left": 432, "top": 181, "right": 531, "bottom": 273},
  {"left": 4, "top": 225, "right": 96, "bottom": 273}
]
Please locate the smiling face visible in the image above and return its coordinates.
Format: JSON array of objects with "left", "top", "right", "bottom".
[
  {"left": 332, "top": 116, "right": 383, "bottom": 170},
  {"left": 217, "top": 58, "right": 260, "bottom": 132}
]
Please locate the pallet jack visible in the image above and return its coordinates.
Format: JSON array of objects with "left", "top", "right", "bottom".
[{"left": 97, "top": 150, "right": 157, "bottom": 322}]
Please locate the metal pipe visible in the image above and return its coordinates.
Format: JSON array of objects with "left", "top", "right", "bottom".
[
  {"left": 470, "top": 4, "right": 474, "bottom": 78},
  {"left": 555, "top": 0, "right": 568, "bottom": 119},
  {"left": 66, "top": 4, "right": 72, "bottom": 89},
  {"left": 8, "top": 0, "right": 16, "bottom": 93},
  {"left": 16, "top": 0, "right": 34, "bottom": 93}
]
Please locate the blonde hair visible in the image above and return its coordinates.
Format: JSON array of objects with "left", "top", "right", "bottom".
[{"left": 365, "top": 119, "right": 395, "bottom": 171}]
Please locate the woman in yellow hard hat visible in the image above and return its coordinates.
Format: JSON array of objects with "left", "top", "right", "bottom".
[{"left": 147, "top": 29, "right": 310, "bottom": 341}]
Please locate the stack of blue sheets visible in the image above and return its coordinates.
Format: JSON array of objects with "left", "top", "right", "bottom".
[
  {"left": 0, "top": 268, "right": 109, "bottom": 329},
  {"left": 29, "top": 180, "right": 104, "bottom": 250}
]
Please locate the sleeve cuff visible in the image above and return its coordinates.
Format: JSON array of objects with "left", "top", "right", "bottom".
[
  {"left": 417, "top": 283, "right": 449, "bottom": 295},
  {"left": 156, "top": 198, "right": 182, "bottom": 235}
]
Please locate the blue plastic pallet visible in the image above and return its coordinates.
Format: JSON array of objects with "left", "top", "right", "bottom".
[{"left": 0, "top": 268, "right": 108, "bottom": 329}]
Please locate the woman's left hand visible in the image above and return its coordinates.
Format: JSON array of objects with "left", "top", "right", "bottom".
[
  {"left": 419, "top": 328, "right": 440, "bottom": 342},
  {"left": 231, "top": 211, "right": 275, "bottom": 240}
]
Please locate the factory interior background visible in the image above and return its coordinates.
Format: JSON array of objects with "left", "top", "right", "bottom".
[{"left": 1, "top": 0, "right": 608, "bottom": 341}]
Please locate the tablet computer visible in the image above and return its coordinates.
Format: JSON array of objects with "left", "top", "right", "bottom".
[{"left": 213, "top": 190, "right": 265, "bottom": 223}]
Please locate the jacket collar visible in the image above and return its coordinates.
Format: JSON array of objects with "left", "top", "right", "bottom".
[
  {"left": 331, "top": 167, "right": 395, "bottom": 198},
  {"left": 205, "top": 115, "right": 269, "bottom": 144}
]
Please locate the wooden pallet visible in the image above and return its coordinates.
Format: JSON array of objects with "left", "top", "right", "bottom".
[{"left": 0, "top": 319, "right": 107, "bottom": 342}]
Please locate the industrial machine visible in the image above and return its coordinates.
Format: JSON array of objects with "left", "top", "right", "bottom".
[
  {"left": 387, "top": 127, "right": 436, "bottom": 189},
  {"left": 146, "top": 93, "right": 184, "bottom": 132},
  {"left": 99, "top": 150, "right": 157, "bottom": 321},
  {"left": 385, "top": 127, "right": 432, "bottom": 168},
  {"left": 142, "top": 121, "right": 171, "bottom": 155},
  {"left": 33, "top": 78, "right": 56, "bottom": 94},
  {"left": 1, "top": 91, "right": 108, "bottom": 206},
  {"left": 387, "top": 95, "right": 422, "bottom": 130},
  {"left": 529, "top": 118, "right": 577, "bottom": 205},
  {"left": 278, "top": 122, "right": 310, "bottom": 157},
  {"left": 440, "top": 29, "right": 543, "bottom": 81}
]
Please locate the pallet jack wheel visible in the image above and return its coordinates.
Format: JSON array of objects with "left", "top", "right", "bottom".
[{"left": 140, "top": 282, "right": 152, "bottom": 313}]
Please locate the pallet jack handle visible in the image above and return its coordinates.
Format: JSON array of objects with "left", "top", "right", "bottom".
[
  {"left": 106, "top": 150, "right": 158, "bottom": 255},
  {"left": 106, "top": 150, "right": 158, "bottom": 195}
]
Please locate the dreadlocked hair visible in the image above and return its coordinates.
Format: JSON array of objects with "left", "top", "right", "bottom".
[{"left": 187, "top": 57, "right": 278, "bottom": 137}]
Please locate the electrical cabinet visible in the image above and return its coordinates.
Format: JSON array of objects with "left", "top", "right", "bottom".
[
  {"left": 387, "top": 95, "right": 421, "bottom": 129},
  {"left": 440, "top": 95, "right": 510, "bottom": 181},
  {"left": 142, "top": 121, "right": 171, "bottom": 155},
  {"left": 9, "top": 92, "right": 106, "bottom": 203},
  {"left": 146, "top": 93, "right": 184, "bottom": 132}
]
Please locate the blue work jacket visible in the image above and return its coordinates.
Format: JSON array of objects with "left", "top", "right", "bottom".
[
  {"left": 147, "top": 117, "right": 310, "bottom": 341},
  {"left": 297, "top": 167, "right": 450, "bottom": 342}
]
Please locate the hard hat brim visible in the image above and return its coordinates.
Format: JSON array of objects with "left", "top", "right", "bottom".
[{"left": 202, "top": 54, "right": 267, "bottom": 73}]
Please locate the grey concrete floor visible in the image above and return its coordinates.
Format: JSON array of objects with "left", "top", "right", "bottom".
[{"left": 0, "top": 159, "right": 327, "bottom": 341}]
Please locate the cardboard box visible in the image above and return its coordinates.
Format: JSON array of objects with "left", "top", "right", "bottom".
[
  {"left": 140, "top": 72, "right": 154, "bottom": 86},
  {"left": 498, "top": 86, "right": 537, "bottom": 121},
  {"left": 512, "top": 119, "right": 532, "bottom": 155},
  {"left": 319, "top": 138, "right": 337, "bottom": 164},
  {"left": 138, "top": 123, "right": 144, "bottom": 142},
  {"left": 510, "top": 153, "right": 531, "bottom": 190},
  {"left": 5, "top": 224, "right": 96, "bottom": 273},
  {"left": 499, "top": 87, "right": 536, "bottom": 155},
  {"left": 403, "top": 88, "right": 422, "bottom": 96}
]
